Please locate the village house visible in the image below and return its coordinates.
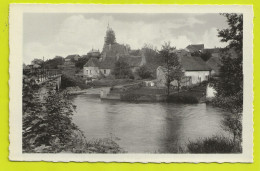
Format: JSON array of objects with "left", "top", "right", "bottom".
[
  {"left": 83, "top": 25, "right": 144, "bottom": 78},
  {"left": 83, "top": 57, "right": 100, "bottom": 78},
  {"left": 185, "top": 44, "right": 204, "bottom": 53},
  {"left": 156, "top": 52, "right": 212, "bottom": 87}
]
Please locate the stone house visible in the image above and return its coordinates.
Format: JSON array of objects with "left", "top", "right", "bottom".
[
  {"left": 156, "top": 53, "right": 212, "bottom": 87},
  {"left": 83, "top": 58, "right": 101, "bottom": 78},
  {"left": 185, "top": 44, "right": 204, "bottom": 53}
]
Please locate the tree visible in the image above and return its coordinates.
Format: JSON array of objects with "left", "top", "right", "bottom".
[
  {"left": 212, "top": 13, "right": 243, "bottom": 147},
  {"left": 159, "top": 42, "right": 184, "bottom": 96},
  {"left": 75, "top": 55, "right": 90, "bottom": 69},
  {"left": 218, "top": 13, "right": 243, "bottom": 52},
  {"left": 44, "top": 56, "right": 64, "bottom": 69},
  {"left": 112, "top": 60, "right": 133, "bottom": 79},
  {"left": 31, "top": 58, "right": 44, "bottom": 66},
  {"left": 105, "top": 28, "right": 116, "bottom": 45},
  {"left": 136, "top": 65, "right": 152, "bottom": 79},
  {"left": 22, "top": 76, "right": 84, "bottom": 153},
  {"left": 201, "top": 51, "right": 212, "bottom": 61},
  {"left": 216, "top": 13, "right": 243, "bottom": 97}
]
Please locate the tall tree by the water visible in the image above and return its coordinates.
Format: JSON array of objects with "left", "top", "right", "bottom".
[{"left": 216, "top": 13, "right": 243, "bottom": 98}]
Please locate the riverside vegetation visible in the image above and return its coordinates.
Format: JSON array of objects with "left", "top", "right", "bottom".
[
  {"left": 184, "top": 13, "right": 243, "bottom": 153},
  {"left": 22, "top": 74, "right": 124, "bottom": 153}
]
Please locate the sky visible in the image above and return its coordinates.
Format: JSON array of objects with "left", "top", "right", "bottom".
[{"left": 23, "top": 13, "right": 229, "bottom": 64}]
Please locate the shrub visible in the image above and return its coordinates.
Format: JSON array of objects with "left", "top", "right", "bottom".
[
  {"left": 23, "top": 76, "right": 124, "bottom": 153},
  {"left": 61, "top": 74, "right": 90, "bottom": 89},
  {"left": 136, "top": 65, "right": 152, "bottom": 79},
  {"left": 186, "top": 136, "right": 241, "bottom": 153},
  {"left": 167, "top": 94, "right": 199, "bottom": 104},
  {"left": 112, "top": 61, "right": 133, "bottom": 79},
  {"left": 23, "top": 77, "right": 83, "bottom": 153}
]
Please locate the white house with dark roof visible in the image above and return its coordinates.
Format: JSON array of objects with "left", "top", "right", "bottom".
[
  {"left": 83, "top": 58, "right": 101, "bottom": 78},
  {"left": 156, "top": 52, "right": 212, "bottom": 87},
  {"left": 185, "top": 44, "right": 204, "bottom": 53}
]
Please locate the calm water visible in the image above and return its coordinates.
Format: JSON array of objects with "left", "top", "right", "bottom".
[{"left": 71, "top": 95, "right": 230, "bottom": 153}]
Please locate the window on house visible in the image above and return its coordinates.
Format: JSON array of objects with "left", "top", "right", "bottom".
[
  {"left": 86, "top": 70, "right": 88, "bottom": 74},
  {"left": 90, "top": 70, "right": 92, "bottom": 74},
  {"left": 104, "top": 69, "right": 106, "bottom": 74}
]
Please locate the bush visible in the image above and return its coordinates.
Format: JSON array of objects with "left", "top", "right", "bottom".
[
  {"left": 167, "top": 94, "right": 199, "bottom": 104},
  {"left": 23, "top": 75, "right": 124, "bottom": 153},
  {"left": 136, "top": 65, "right": 152, "bottom": 79},
  {"left": 186, "top": 136, "right": 241, "bottom": 153},
  {"left": 112, "top": 61, "right": 134, "bottom": 79},
  {"left": 61, "top": 74, "right": 90, "bottom": 89}
]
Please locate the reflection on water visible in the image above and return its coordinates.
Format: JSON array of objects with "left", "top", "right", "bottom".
[{"left": 71, "top": 95, "right": 230, "bottom": 153}]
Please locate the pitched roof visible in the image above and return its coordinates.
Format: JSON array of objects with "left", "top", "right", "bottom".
[
  {"left": 118, "top": 56, "right": 142, "bottom": 67},
  {"left": 180, "top": 55, "right": 211, "bottom": 71},
  {"left": 99, "top": 56, "right": 117, "bottom": 69},
  {"left": 186, "top": 44, "right": 204, "bottom": 52},
  {"left": 84, "top": 58, "right": 100, "bottom": 67}
]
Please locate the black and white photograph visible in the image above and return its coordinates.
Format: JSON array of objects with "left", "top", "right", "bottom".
[{"left": 9, "top": 4, "right": 253, "bottom": 162}]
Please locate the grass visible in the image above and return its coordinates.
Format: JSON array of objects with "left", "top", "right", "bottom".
[{"left": 185, "top": 136, "right": 242, "bottom": 153}]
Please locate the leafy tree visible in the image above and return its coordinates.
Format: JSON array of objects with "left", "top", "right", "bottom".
[
  {"left": 201, "top": 51, "right": 212, "bottom": 61},
  {"left": 22, "top": 76, "right": 84, "bottom": 153},
  {"left": 216, "top": 13, "right": 243, "bottom": 98},
  {"left": 31, "top": 58, "right": 44, "bottom": 66},
  {"left": 159, "top": 42, "right": 184, "bottom": 96},
  {"left": 75, "top": 55, "right": 91, "bottom": 69},
  {"left": 44, "top": 56, "right": 64, "bottom": 69},
  {"left": 112, "top": 60, "right": 133, "bottom": 79},
  {"left": 218, "top": 13, "right": 243, "bottom": 52},
  {"left": 105, "top": 28, "right": 116, "bottom": 45},
  {"left": 212, "top": 13, "right": 243, "bottom": 147},
  {"left": 136, "top": 65, "right": 152, "bottom": 79}
]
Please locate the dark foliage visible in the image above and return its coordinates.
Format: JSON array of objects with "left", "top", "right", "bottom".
[
  {"left": 201, "top": 51, "right": 212, "bottom": 61},
  {"left": 159, "top": 42, "right": 184, "bottom": 95},
  {"left": 44, "top": 56, "right": 64, "bottom": 69},
  {"left": 191, "top": 51, "right": 212, "bottom": 61},
  {"left": 112, "top": 61, "right": 134, "bottom": 79},
  {"left": 61, "top": 74, "right": 89, "bottom": 89},
  {"left": 190, "top": 51, "right": 201, "bottom": 57},
  {"left": 75, "top": 55, "right": 91, "bottom": 69},
  {"left": 22, "top": 76, "right": 83, "bottom": 153},
  {"left": 136, "top": 65, "right": 152, "bottom": 79},
  {"left": 23, "top": 76, "right": 124, "bottom": 153},
  {"left": 186, "top": 136, "right": 241, "bottom": 153},
  {"left": 218, "top": 13, "right": 243, "bottom": 51}
]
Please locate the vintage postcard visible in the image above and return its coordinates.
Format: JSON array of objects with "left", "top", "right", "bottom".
[{"left": 9, "top": 4, "right": 254, "bottom": 162}]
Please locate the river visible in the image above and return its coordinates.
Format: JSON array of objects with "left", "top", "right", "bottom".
[{"left": 71, "top": 94, "right": 230, "bottom": 153}]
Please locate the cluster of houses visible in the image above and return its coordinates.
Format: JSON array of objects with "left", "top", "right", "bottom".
[{"left": 24, "top": 25, "right": 229, "bottom": 88}]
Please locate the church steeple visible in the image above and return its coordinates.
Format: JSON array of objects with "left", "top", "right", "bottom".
[{"left": 104, "top": 22, "right": 116, "bottom": 45}]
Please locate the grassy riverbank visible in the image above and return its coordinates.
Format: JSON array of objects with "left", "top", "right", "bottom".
[{"left": 111, "top": 83, "right": 206, "bottom": 103}]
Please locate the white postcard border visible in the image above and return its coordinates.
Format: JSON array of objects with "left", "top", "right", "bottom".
[{"left": 9, "top": 4, "right": 254, "bottom": 163}]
